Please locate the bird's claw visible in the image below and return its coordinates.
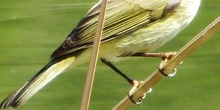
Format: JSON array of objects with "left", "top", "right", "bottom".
[
  {"left": 128, "top": 93, "right": 146, "bottom": 105},
  {"left": 128, "top": 80, "right": 152, "bottom": 105},
  {"left": 158, "top": 67, "right": 177, "bottom": 77},
  {"left": 157, "top": 52, "right": 182, "bottom": 77}
]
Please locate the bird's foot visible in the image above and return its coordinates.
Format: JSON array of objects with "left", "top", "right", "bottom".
[
  {"left": 128, "top": 80, "right": 152, "bottom": 105},
  {"left": 157, "top": 52, "right": 182, "bottom": 77}
]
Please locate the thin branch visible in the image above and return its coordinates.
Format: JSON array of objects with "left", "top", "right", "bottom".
[
  {"left": 80, "top": 0, "right": 108, "bottom": 110},
  {"left": 113, "top": 16, "right": 220, "bottom": 110}
]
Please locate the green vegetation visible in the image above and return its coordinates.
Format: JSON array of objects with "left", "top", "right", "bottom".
[{"left": 0, "top": 0, "right": 219, "bottom": 109}]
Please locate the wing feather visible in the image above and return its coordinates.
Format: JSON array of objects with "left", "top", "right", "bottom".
[{"left": 51, "top": 0, "right": 172, "bottom": 58}]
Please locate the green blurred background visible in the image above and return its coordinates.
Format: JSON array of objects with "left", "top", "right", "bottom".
[{"left": 0, "top": 0, "right": 219, "bottom": 110}]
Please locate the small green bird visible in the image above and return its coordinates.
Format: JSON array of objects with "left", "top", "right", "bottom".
[{"left": 0, "top": 0, "right": 200, "bottom": 109}]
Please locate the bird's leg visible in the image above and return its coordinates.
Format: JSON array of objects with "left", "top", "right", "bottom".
[
  {"left": 100, "top": 59, "right": 133, "bottom": 84},
  {"left": 130, "top": 52, "right": 178, "bottom": 77},
  {"left": 100, "top": 59, "right": 151, "bottom": 105}
]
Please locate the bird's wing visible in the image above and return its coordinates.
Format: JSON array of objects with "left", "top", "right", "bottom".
[{"left": 51, "top": 0, "right": 176, "bottom": 58}]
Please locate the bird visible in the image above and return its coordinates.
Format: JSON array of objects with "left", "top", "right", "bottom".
[{"left": 0, "top": 0, "right": 200, "bottom": 109}]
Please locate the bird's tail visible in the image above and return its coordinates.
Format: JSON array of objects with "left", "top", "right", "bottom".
[{"left": 0, "top": 55, "right": 76, "bottom": 109}]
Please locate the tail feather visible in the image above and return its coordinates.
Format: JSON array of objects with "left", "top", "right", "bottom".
[{"left": 0, "top": 56, "right": 75, "bottom": 109}]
